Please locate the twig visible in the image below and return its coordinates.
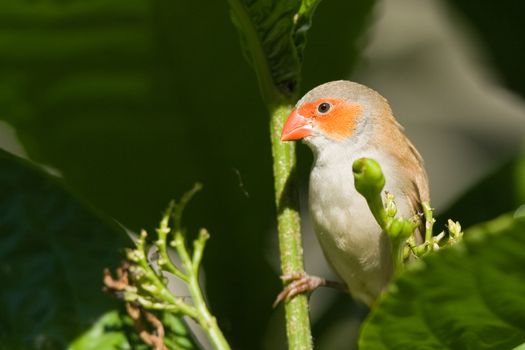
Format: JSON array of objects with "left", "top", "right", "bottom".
[{"left": 104, "top": 185, "right": 231, "bottom": 350}]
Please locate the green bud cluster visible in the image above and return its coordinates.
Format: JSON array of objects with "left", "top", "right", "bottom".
[{"left": 352, "top": 158, "right": 464, "bottom": 275}]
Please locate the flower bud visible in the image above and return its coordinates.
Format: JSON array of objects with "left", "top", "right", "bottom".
[{"left": 353, "top": 158, "right": 385, "bottom": 198}]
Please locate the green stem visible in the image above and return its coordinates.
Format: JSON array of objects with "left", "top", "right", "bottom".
[
  {"left": 390, "top": 235, "right": 405, "bottom": 275},
  {"left": 352, "top": 158, "right": 418, "bottom": 276},
  {"left": 270, "top": 104, "right": 313, "bottom": 350},
  {"left": 188, "top": 273, "right": 230, "bottom": 350},
  {"left": 227, "top": 1, "right": 312, "bottom": 346},
  {"left": 422, "top": 202, "right": 434, "bottom": 242},
  {"left": 386, "top": 219, "right": 416, "bottom": 275},
  {"left": 131, "top": 232, "right": 198, "bottom": 318},
  {"left": 192, "top": 229, "right": 209, "bottom": 274},
  {"left": 367, "top": 194, "right": 388, "bottom": 230},
  {"left": 171, "top": 226, "right": 230, "bottom": 350},
  {"left": 157, "top": 212, "right": 189, "bottom": 282},
  {"left": 123, "top": 189, "right": 231, "bottom": 350}
]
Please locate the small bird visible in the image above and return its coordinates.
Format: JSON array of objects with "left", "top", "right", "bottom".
[{"left": 278, "top": 80, "right": 429, "bottom": 306}]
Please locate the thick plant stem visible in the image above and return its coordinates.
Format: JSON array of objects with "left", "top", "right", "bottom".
[
  {"left": 270, "top": 104, "right": 313, "bottom": 350},
  {"left": 227, "top": 1, "right": 313, "bottom": 347}
]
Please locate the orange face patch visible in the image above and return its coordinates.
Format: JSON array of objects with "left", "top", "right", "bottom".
[{"left": 297, "top": 98, "right": 363, "bottom": 140}]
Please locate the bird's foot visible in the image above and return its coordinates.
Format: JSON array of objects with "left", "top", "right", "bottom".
[{"left": 273, "top": 272, "right": 334, "bottom": 308}]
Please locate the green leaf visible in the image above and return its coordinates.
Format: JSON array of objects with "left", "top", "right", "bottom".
[
  {"left": 70, "top": 310, "right": 199, "bottom": 350},
  {"left": 161, "top": 313, "right": 200, "bottom": 350},
  {"left": 69, "top": 311, "right": 129, "bottom": 350},
  {"left": 513, "top": 343, "right": 525, "bottom": 350},
  {"left": 0, "top": 149, "right": 129, "bottom": 348},
  {"left": 294, "top": 0, "right": 322, "bottom": 63},
  {"left": 228, "top": 0, "right": 321, "bottom": 104},
  {"left": 0, "top": 149, "right": 197, "bottom": 349},
  {"left": 359, "top": 214, "right": 525, "bottom": 350}
]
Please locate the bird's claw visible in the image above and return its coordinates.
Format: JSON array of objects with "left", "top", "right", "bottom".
[{"left": 273, "top": 272, "right": 326, "bottom": 308}]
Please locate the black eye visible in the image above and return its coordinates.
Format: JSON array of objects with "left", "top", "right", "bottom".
[{"left": 317, "top": 102, "right": 331, "bottom": 114}]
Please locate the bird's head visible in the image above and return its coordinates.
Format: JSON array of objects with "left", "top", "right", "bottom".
[{"left": 281, "top": 80, "right": 389, "bottom": 153}]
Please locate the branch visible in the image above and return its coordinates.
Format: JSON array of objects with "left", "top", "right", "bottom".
[
  {"left": 104, "top": 185, "right": 231, "bottom": 350},
  {"left": 226, "top": 1, "right": 324, "bottom": 347},
  {"left": 270, "top": 104, "right": 313, "bottom": 349}
]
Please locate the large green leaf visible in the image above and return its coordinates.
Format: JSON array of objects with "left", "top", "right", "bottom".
[
  {"left": 0, "top": 149, "right": 198, "bottom": 349},
  {"left": 0, "top": 149, "right": 128, "bottom": 348},
  {"left": 359, "top": 214, "right": 525, "bottom": 350},
  {"left": 228, "top": 0, "right": 321, "bottom": 102},
  {"left": 227, "top": 0, "right": 374, "bottom": 103}
]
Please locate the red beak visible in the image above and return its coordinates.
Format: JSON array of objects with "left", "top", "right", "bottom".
[{"left": 280, "top": 109, "right": 313, "bottom": 141}]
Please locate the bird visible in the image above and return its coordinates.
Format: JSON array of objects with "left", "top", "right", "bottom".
[{"left": 277, "top": 80, "right": 429, "bottom": 306}]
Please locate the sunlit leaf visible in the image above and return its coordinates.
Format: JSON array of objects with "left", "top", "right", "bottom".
[{"left": 359, "top": 214, "right": 525, "bottom": 350}]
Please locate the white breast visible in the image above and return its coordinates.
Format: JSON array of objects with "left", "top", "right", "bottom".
[{"left": 308, "top": 147, "right": 412, "bottom": 305}]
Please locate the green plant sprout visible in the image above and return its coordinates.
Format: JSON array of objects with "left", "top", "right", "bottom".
[
  {"left": 352, "top": 158, "right": 464, "bottom": 274},
  {"left": 104, "top": 184, "right": 231, "bottom": 350}
]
